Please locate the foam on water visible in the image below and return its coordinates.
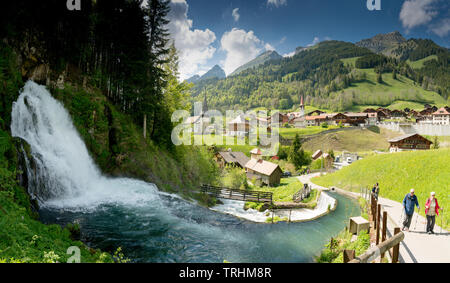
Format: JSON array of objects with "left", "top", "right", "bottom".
[{"left": 11, "top": 81, "right": 162, "bottom": 210}]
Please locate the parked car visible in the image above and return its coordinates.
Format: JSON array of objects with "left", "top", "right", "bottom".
[{"left": 282, "top": 171, "right": 292, "bottom": 178}]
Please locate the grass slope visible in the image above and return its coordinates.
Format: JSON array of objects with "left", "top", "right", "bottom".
[
  {"left": 407, "top": 55, "right": 438, "bottom": 69},
  {"left": 312, "top": 149, "right": 450, "bottom": 229},
  {"left": 338, "top": 57, "right": 446, "bottom": 111},
  {"left": 302, "top": 128, "right": 399, "bottom": 153}
]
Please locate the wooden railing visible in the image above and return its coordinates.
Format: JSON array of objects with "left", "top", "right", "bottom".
[
  {"left": 345, "top": 193, "right": 404, "bottom": 263},
  {"left": 293, "top": 184, "right": 311, "bottom": 203},
  {"left": 200, "top": 184, "right": 273, "bottom": 204}
]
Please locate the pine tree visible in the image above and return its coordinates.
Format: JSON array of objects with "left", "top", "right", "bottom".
[
  {"left": 143, "top": 0, "right": 171, "bottom": 142},
  {"left": 289, "top": 134, "right": 310, "bottom": 170}
]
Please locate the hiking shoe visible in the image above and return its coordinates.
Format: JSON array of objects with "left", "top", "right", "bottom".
[{"left": 430, "top": 231, "right": 435, "bottom": 234}]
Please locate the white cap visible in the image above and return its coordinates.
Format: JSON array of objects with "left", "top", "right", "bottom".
[
  {"left": 410, "top": 189, "right": 415, "bottom": 193},
  {"left": 431, "top": 192, "right": 436, "bottom": 196}
]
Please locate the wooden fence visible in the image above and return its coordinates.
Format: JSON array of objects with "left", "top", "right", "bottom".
[
  {"left": 293, "top": 184, "right": 312, "bottom": 203},
  {"left": 344, "top": 193, "right": 404, "bottom": 263},
  {"left": 200, "top": 184, "right": 273, "bottom": 204}
]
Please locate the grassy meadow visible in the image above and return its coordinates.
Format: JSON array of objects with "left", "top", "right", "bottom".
[
  {"left": 301, "top": 127, "right": 399, "bottom": 153},
  {"left": 312, "top": 149, "right": 450, "bottom": 229},
  {"left": 251, "top": 177, "right": 302, "bottom": 203},
  {"left": 338, "top": 57, "right": 447, "bottom": 111}
]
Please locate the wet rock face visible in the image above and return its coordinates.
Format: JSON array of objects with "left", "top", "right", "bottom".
[{"left": 12, "top": 137, "right": 39, "bottom": 212}]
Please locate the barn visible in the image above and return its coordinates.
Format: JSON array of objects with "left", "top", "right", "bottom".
[{"left": 388, "top": 134, "right": 433, "bottom": 152}]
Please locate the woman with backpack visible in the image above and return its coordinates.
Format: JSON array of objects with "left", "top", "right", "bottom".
[{"left": 425, "top": 192, "right": 442, "bottom": 235}]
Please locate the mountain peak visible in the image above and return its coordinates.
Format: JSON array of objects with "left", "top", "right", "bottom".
[
  {"left": 356, "top": 31, "right": 406, "bottom": 54},
  {"left": 230, "top": 50, "right": 282, "bottom": 76},
  {"left": 186, "top": 65, "right": 226, "bottom": 83}
]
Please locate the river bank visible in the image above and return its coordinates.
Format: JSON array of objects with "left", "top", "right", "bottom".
[{"left": 211, "top": 190, "right": 337, "bottom": 223}]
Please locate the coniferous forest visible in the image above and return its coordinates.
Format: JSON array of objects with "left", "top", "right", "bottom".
[{"left": 0, "top": 0, "right": 189, "bottom": 149}]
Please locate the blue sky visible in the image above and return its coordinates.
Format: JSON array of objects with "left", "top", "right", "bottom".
[{"left": 167, "top": 0, "right": 450, "bottom": 80}]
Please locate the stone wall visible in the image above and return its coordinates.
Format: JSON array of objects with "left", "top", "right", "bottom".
[{"left": 379, "top": 122, "right": 450, "bottom": 136}]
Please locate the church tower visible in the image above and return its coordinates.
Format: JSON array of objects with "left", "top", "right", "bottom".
[{"left": 299, "top": 95, "right": 305, "bottom": 116}]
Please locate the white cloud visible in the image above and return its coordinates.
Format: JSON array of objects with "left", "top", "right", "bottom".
[
  {"left": 399, "top": 0, "right": 438, "bottom": 30},
  {"left": 307, "top": 37, "right": 320, "bottom": 47},
  {"left": 220, "top": 28, "right": 272, "bottom": 75},
  {"left": 232, "top": 8, "right": 240, "bottom": 22},
  {"left": 430, "top": 18, "right": 450, "bottom": 37},
  {"left": 267, "top": 0, "right": 287, "bottom": 7},
  {"left": 265, "top": 43, "right": 275, "bottom": 51},
  {"left": 167, "top": 0, "right": 217, "bottom": 80},
  {"left": 283, "top": 51, "right": 296, "bottom": 58}
]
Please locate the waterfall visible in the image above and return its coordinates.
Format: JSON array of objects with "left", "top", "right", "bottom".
[{"left": 11, "top": 81, "right": 160, "bottom": 209}]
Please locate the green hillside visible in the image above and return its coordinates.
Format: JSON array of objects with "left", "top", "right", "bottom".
[
  {"left": 407, "top": 55, "right": 438, "bottom": 70},
  {"left": 301, "top": 128, "right": 399, "bottom": 153},
  {"left": 312, "top": 149, "right": 450, "bottom": 229},
  {"left": 333, "top": 61, "right": 447, "bottom": 110},
  {"left": 191, "top": 37, "right": 449, "bottom": 113}
]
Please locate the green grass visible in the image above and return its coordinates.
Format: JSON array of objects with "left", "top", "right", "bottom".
[
  {"left": 0, "top": 190, "right": 114, "bottom": 263},
  {"left": 0, "top": 129, "right": 113, "bottom": 263},
  {"left": 312, "top": 149, "right": 450, "bottom": 229},
  {"left": 341, "top": 56, "right": 362, "bottom": 67},
  {"left": 279, "top": 126, "right": 341, "bottom": 140},
  {"left": 332, "top": 58, "right": 447, "bottom": 111},
  {"left": 302, "top": 128, "right": 399, "bottom": 153},
  {"left": 251, "top": 177, "right": 302, "bottom": 202},
  {"left": 316, "top": 230, "right": 370, "bottom": 263},
  {"left": 407, "top": 55, "right": 438, "bottom": 70}
]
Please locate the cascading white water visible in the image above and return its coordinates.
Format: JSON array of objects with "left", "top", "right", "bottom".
[{"left": 11, "top": 81, "right": 161, "bottom": 209}]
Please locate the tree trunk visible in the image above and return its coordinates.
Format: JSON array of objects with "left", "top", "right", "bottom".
[{"left": 143, "top": 114, "right": 147, "bottom": 139}]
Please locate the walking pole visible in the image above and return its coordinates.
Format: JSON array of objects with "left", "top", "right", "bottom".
[
  {"left": 441, "top": 208, "right": 444, "bottom": 235},
  {"left": 399, "top": 207, "right": 404, "bottom": 227},
  {"left": 414, "top": 208, "right": 419, "bottom": 231}
]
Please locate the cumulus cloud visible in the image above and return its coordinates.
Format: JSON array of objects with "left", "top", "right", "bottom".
[
  {"left": 267, "top": 0, "right": 287, "bottom": 7},
  {"left": 265, "top": 43, "right": 275, "bottom": 51},
  {"left": 283, "top": 51, "right": 296, "bottom": 58},
  {"left": 232, "top": 8, "right": 240, "bottom": 22},
  {"left": 399, "top": 0, "right": 438, "bottom": 30},
  {"left": 167, "top": 0, "right": 217, "bottom": 80},
  {"left": 307, "top": 37, "right": 320, "bottom": 47},
  {"left": 220, "top": 28, "right": 272, "bottom": 75},
  {"left": 430, "top": 18, "right": 450, "bottom": 37}
]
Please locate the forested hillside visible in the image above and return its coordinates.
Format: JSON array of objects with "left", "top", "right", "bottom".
[
  {"left": 191, "top": 35, "right": 449, "bottom": 112},
  {"left": 0, "top": 0, "right": 219, "bottom": 200}
]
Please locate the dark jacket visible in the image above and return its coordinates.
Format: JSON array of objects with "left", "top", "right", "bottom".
[{"left": 403, "top": 193, "right": 419, "bottom": 216}]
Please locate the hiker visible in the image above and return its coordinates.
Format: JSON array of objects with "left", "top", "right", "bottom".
[
  {"left": 425, "top": 192, "right": 442, "bottom": 234},
  {"left": 402, "top": 189, "right": 420, "bottom": 232},
  {"left": 372, "top": 183, "right": 380, "bottom": 201}
]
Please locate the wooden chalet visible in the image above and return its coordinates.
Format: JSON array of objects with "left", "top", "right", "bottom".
[
  {"left": 390, "top": 110, "right": 406, "bottom": 118},
  {"left": 363, "top": 108, "right": 377, "bottom": 113},
  {"left": 312, "top": 150, "right": 323, "bottom": 161},
  {"left": 228, "top": 115, "right": 251, "bottom": 136},
  {"left": 245, "top": 148, "right": 282, "bottom": 186},
  {"left": 216, "top": 150, "right": 250, "bottom": 169},
  {"left": 307, "top": 110, "right": 326, "bottom": 116},
  {"left": 388, "top": 134, "right": 432, "bottom": 152},
  {"left": 344, "top": 113, "right": 369, "bottom": 126}
]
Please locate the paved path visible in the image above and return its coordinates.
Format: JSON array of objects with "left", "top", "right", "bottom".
[{"left": 299, "top": 173, "right": 450, "bottom": 263}]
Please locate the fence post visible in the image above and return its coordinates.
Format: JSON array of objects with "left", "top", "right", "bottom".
[
  {"left": 392, "top": 227, "right": 401, "bottom": 263},
  {"left": 376, "top": 204, "right": 381, "bottom": 244},
  {"left": 381, "top": 211, "right": 388, "bottom": 262},
  {"left": 343, "top": 250, "right": 356, "bottom": 263}
]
